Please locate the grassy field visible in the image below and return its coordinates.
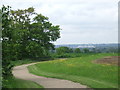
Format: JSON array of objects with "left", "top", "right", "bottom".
[
  {"left": 3, "top": 77, "right": 44, "bottom": 88},
  {"left": 28, "top": 53, "right": 119, "bottom": 88}
]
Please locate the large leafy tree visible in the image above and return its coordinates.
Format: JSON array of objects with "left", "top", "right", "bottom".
[
  {"left": 1, "top": 5, "right": 61, "bottom": 79},
  {"left": 3, "top": 6, "right": 61, "bottom": 60}
]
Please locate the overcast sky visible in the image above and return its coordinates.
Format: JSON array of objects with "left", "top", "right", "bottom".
[{"left": 1, "top": 0, "right": 119, "bottom": 45}]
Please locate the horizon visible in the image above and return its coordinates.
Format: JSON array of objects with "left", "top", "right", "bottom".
[{"left": 54, "top": 42, "right": 119, "bottom": 45}]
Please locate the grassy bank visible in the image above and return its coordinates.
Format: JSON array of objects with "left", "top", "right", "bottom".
[
  {"left": 3, "top": 77, "right": 44, "bottom": 88},
  {"left": 28, "top": 53, "right": 119, "bottom": 88},
  {"left": 11, "top": 59, "right": 36, "bottom": 66},
  {"left": 3, "top": 60, "right": 44, "bottom": 88}
]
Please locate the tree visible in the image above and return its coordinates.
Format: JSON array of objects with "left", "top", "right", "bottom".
[
  {"left": 2, "top": 6, "right": 61, "bottom": 60},
  {"left": 74, "top": 48, "right": 81, "bottom": 53},
  {"left": 108, "top": 48, "right": 118, "bottom": 53},
  {"left": 1, "top": 5, "right": 61, "bottom": 79},
  {"left": 56, "top": 46, "right": 71, "bottom": 54},
  {"left": 69, "top": 48, "right": 73, "bottom": 53},
  {"left": 1, "top": 5, "right": 14, "bottom": 86},
  {"left": 83, "top": 48, "right": 89, "bottom": 53}
]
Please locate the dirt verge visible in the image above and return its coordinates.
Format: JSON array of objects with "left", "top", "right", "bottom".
[{"left": 93, "top": 56, "right": 119, "bottom": 66}]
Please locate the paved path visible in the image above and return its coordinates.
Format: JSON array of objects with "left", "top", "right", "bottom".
[{"left": 12, "top": 62, "right": 88, "bottom": 88}]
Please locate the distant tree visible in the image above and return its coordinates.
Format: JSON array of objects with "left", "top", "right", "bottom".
[
  {"left": 74, "top": 48, "right": 81, "bottom": 53},
  {"left": 91, "top": 48, "right": 98, "bottom": 53},
  {"left": 56, "top": 46, "right": 71, "bottom": 54},
  {"left": 118, "top": 47, "right": 120, "bottom": 53},
  {"left": 83, "top": 48, "right": 89, "bottom": 53},
  {"left": 69, "top": 48, "right": 73, "bottom": 53},
  {"left": 108, "top": 48, "right": 118, "bottom": 53}
]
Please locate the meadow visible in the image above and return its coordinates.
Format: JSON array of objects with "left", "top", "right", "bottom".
[{"left": 28, "top": 53, "right": 119, "bottom": 88}]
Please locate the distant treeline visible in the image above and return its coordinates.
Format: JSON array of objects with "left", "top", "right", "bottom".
[
  {"left": 49, "top": 46, "right": 119, "bottom": 58},
  {"left": 54, "top": 44, "right": 119, "bottom": 53}
]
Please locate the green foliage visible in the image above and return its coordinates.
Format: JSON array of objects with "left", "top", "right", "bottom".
[
  {"left": 83, "top": 48, "right": 90, "bottom": 53},
  {"left": 51, "top": 53, "right": 93, "bottom": 58},
  {"left": 9, "top": 7, "right": 60, "bottom": 59},
  {"left": 2, "top": 5, "right": 61, "bottom": 60},
  {"left": 28, "top": 53, "right": 119, "bottom": 88},
  {"left": 74, "top": 48, "right": 81, "bottom": 53},
  {"left": 2, "top": 5, "right": 14, "bottom": 79},
  {"left": 1, "top": 5, "right": 60, "bottom": 87},
  {"left": 11, "top": 59, "right": 35, "bottom": 66},
  {"left": 53, "top": 47, "right": 93, "bottom": 58},
  {"left": 56, "top": 46, "right": 72, "bottom": 54}
]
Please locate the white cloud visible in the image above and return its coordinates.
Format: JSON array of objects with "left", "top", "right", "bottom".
[{"left": 1, "top": 0, "right": 119, "bottom": 44}]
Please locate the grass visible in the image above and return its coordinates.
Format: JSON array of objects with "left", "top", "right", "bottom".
[
  {"left": 28, "top": 53, "right": 119, "bottom": 88},
  {"left": 3, "top": 77, "right": 44, "bottom": 88},
  {"left": 4, "top": 59, "right": 44, "bottom": 88},
  {"left": 11, "top": 59, "right": 37, "bottom": 66},
  {"left": 50, "top": 53, "right": 94, "bottom": 58}
]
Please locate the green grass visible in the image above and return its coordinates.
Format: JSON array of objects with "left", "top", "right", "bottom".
[
  {"left": 3, "top": 77, "right": 44, "bottom": 88},
  {"left": 28, "top": 53, "right": 119, "bottom": 88},
  {"left": 5, "top": 59, "right": 44, "bottom": 88},
  {"left": 11, "top": 59, "right": 37, "bottom": 66},
  {"left": 50, "top": 53, "right": 94, "bottom": 58}
]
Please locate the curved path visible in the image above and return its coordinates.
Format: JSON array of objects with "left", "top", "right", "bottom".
[{"left": 12, "top": 62, "right": 88, "bottom": 88}]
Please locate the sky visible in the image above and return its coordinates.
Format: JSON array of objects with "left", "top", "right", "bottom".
[{"left": 1, "top": 0, "right": 119, "bottom": 45}]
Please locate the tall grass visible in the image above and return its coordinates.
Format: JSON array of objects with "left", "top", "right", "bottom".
[{"left": 28, "top": 53, "right": 119, "bottom": 88}]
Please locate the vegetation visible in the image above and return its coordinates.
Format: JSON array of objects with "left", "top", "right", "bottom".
[
  {"left": 74, "top": 48, "right": 81, "bottom": 53},
  {"left": 28, "top": 53, "right": 119, "bottom": 88},
  {"left": 2, "top": 59, "right": 44, "bottom": 89},
  {"left": 3, "top": 77, "right": 43, "bottom": 88},
  {"left": 56, "top": 46, "right": 73, "bottom": 54},
  {"left": 51, "top": 53, "right": 94, "bottom": 58},
  {"left": 1, "top": 5, "right": 60, "bottom": 88},
  {"left": 1, "top": 5, "right": 119, "bottom": 89},
  {"left": 11, "top": 59, "right": 36, "bottom": 66},
  {"left": 83, "top": 48, "right": 90, "bottom": 53}
]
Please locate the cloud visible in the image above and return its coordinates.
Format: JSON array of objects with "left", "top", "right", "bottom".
[{"left": 1, "top": 0, "right": 119, "bottom": 44}]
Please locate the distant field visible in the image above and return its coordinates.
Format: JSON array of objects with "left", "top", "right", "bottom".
[{"left": 28, "top": 53, "right": 119, "bottom": 88}]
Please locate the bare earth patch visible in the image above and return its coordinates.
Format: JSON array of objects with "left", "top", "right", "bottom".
[{"left": 93, "top": 56, "right": 119, "bottom": 66}]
